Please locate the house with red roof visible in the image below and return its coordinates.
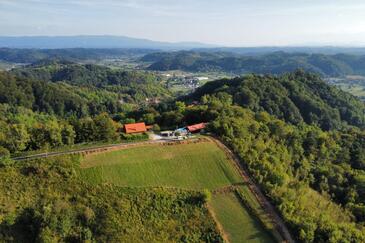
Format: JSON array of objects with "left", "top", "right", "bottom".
[
  {"left": 124, "top": 122, "right": 150, "bottom": 134},
  {"left": 186, "top": 123, "right": 206, "bottom": 133}
]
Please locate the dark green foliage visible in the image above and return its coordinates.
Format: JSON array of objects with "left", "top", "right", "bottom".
[
  {"left": 188, "top": 71, "right": 365, "bottom": 130},
  {"left": 0, "top": 147, "right": 13, "bottom": 167},
  {"left": 0, "top": 104, "right": 119, "bottom": 154},
  {"left": 0, "top": 62, "right": 171, "bottom": 118},
  {"left": 168, "top": 84, "right": 365, "bottom": 242},
  {"left": 120, "top": 132, "right": 149, "bottom": 141},
  {"left": 0, "top": 71, "right": 118, "bottom": 117},
  {"left": 11, "top": 62, "right": 171, "bottom": 105},
  {"left": 93, "top": 113, "right": 118, "bottom": 141},
  {"left": 0, "top": 156, "right": 223, "bottom": 242}
]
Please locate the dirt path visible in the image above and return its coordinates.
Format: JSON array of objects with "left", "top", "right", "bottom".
[
  {"left": 12, "top": 138, "right": 207, "bottom": 161},
  {"left": 207, "top": 136, "right": 295, "bottom": 243}
]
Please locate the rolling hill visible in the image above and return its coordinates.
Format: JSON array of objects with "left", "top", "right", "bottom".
[
  {"left": 186, "top": 71, "right": 365, "bottom": 130},
  {"left": 144, "top": 51, "right": 365, "bottom": 76}
]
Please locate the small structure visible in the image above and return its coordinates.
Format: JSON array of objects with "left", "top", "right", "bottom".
[
  {"left": 124, "top": 122, "right": 149, "bottom": 134},
  {"left": 197, "top": 77, "right": 209, "bottom": 81},
  {"left": 160, "top": 131, "right": 174, "bottom": 137},
  {"left": 174, "top": 128, "right": 189, "bottom": 136},
  {"left": 187, "top": 123, "right": 206, "bottom": 133}
]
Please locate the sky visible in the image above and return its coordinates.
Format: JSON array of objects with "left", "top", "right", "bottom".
[{"left": 1, "top": 0, "right": 365, "bottom": 46}]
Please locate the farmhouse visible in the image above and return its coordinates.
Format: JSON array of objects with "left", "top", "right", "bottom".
[{"left": 124, "top": 122, "right": 152, "bottom": 134}]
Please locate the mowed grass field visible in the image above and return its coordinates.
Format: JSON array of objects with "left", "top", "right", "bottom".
[
  {"left": 80, "top": 141, "right": 243, "bottom": 190},
  {"left": 79, "top": 140, "right": 276, "bottom": 242},
  {"left": 211, "top": 193, "right": 274, "bottom": 243}
]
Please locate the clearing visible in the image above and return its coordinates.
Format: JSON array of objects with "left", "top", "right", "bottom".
[
  {"left": 80, "top": 139, "right": 278, "bottom": 243},
  {"left": 80, "top": 140, "right": 243, "bottom": 190}
]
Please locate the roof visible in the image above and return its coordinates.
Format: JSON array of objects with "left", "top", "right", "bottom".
[
  {"left": 124, "top": 122, "right": 147, "bottom": 134},
  {"left": 187, "top": 123, "right": 206, "bottom": 132}
]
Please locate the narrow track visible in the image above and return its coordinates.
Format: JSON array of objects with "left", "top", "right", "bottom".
[
  {"left": 208, "top": 137, "right": 295, "bottom": 243},
  {"left": 12, "top": 137, "right": 206, "bottom": 161},
  {"left": 12, "top": 140, "right": 167, "bottom": 161}
]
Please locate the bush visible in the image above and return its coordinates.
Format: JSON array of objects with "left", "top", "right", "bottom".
[
  {"left": 120, "top": 132, "right": 149, "bottom": 142},
  {"left": 201, "top": 189, "right": 212, "bottom": 203},
  {"left": 0, "top": 146, "right": 13, "bottom": 167},
  {"left": 152, "top": 124, "right": 161, "bottom": 132},
  {"left": 0, "top": 146, "right": 10, "bottom": 158}
]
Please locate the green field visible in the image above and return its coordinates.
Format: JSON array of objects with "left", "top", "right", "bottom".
[
  {"left": 80, "top": 141, "right": 243, "bottom": 190},
  {"left": 211, "top": 193, "right": 274, "bottom": 243},
  {"left": 79, "top": 140, "right": 276, "bottom": 242}
]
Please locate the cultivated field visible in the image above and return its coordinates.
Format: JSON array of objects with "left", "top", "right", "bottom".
[
  {"left": 210, "top": 192, "right": 274, "bottom": 243},
  {"left": 80, "top": 141, "right": 243, "bottom": 190},
  {"left": 79, "top": 140, "right": 276, "bottom": 242}
]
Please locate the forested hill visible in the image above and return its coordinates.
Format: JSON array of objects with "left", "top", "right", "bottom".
[
  {"left": 0, "top": 72, "right": 122, "bottom": 117},
  {"left": 144, "top": 51, "right": 365, "bottom": 76},
  {"left": 11, "top": 62, "right": 170, "bottom": 101},
  {"left": 187, "top": 71, "right": 365, "bottom": 130},
  {"left": 0, "top": 63, "right": 171, "bottom": 116}
]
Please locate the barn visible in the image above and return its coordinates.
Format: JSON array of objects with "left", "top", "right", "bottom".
[{"left": 186, "top": 123, "right": 206, "bottom": 133}]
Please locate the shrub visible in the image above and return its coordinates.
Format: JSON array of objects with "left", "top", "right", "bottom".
[
  {"left": 0, "top": 146, "right": 13, "bottom": 167},
  {"left": 152, "top": 124, "right": 161, "bottom": 132},
  {"left": 201, "top": 189, "right": 212, "bottom": 203},
  {"left": 120, "top": 132, "right": 149, "bottom": 142}
]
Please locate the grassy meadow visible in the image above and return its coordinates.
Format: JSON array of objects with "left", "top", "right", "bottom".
[
  {"left": 80, "top": 141, "right": 243, "bottom": 190},
  {"left": 79, "top": 140, "right": 277, "bottom": 242},
  {"left": 210, "top": 192, "right": 274, "bottom": 243}
]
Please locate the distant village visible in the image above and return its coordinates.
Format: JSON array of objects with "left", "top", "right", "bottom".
[{"left": 162, "top": 73, "right": 209, "bottom": 91}]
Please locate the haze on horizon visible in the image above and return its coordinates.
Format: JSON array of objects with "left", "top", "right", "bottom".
[{"left": 1, "top": 0, "right": 365, "bottom": 47}]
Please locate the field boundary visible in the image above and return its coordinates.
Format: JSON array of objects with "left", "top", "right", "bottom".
[
  {"left": 207, "top": 136, "right": 295, "bottom": 243},
  {"left": 12, "top": 137, "right": 209, "bottom": 161},
  {"left": 206, "top": 203, "right": 230, "bottom": 243}
]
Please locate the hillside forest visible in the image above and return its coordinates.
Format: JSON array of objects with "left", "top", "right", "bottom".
[{"left": 0, "top": 59, "right": 364, "bottom": 242}]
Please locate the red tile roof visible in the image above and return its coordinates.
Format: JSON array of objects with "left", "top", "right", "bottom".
[
  {"left": 124, "top": 122, "right": 147, "bottom": 134},
  {"left": 187, "top": 123, "right": 206, "bottom": 132}
]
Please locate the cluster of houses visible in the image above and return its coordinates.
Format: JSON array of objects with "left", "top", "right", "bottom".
[
  {"left": 165, "top": 74, "right": 209, "bottom": 91},
  {"left": 123, "top": 122, "right": 206, "bottom": 140}
]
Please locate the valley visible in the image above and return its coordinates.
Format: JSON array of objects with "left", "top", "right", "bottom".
[{"left": 2, "top": 1, "right": 365, "bottom": 242}]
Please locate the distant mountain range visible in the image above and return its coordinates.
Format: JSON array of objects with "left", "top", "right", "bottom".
[
  {"left": 2, "top": 35, "right": 365, "bottom": 55},
  {"left": 0, "top": 35, "right": 215, "bottom": 49}
]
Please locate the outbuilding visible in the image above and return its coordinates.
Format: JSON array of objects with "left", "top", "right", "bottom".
[
  {"left": 186, "top": 123, "right": 206, "bottom": 133},
  {"left": 124, "top": 122, "right": 149, "bottom": 134}
]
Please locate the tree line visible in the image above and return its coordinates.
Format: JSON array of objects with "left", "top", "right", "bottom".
[{"left": 0, "top": 104, "right": 120, "bottom": 157}]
